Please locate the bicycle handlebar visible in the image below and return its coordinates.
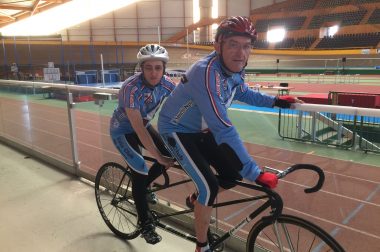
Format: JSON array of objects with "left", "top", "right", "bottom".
[
  {"left": 145, "top": 155, "right": 325, "bottom": 193},
  {"left": 264, "top": 164, "right": 325, "bottom": 193}
]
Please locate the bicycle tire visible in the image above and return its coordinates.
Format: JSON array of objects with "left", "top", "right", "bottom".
[
  {"left": 95, "top": 162, "right": 140, "bottom": 240},
  {"left": 246, "top": 214, "right": 345, "bottom": 252}
]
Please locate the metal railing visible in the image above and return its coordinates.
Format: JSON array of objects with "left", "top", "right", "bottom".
[{"left": 278, "top": 103, "right": 380, "bottom": 153}]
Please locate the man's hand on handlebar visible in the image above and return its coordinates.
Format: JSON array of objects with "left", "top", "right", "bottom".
[
  {"left": 255, "top": 172, "right": 278, "bottom": 189},
  {"left": 256, "top": 164, "right": 325, "bottom": 192},
  {"left": 274, "top": 95, "right": 304, "bottom": 109}
]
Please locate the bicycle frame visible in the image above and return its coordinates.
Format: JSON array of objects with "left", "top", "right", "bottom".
[
  {"left": 95, "top": 158, "right": 342, "bottom": 252},
  {"left": 146, "top": 163, "right": 284, "bottom": 250}
]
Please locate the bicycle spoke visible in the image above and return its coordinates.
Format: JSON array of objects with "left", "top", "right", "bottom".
[
  {"left": 281, "top": 222, "right": 296, "bottom": 252},
  {"left": 95, "top": 163, "right": 140, "bottom": 240},
  {"left": 264, "top": 229, "right": 281, "bottom": 250},
  {"left": 273, "top": 221, "right": 285, "bottom": 252},
  {"left": 118, "top": 205, "right": 138, "bottom": 229},
  {"left": 297, "top": 227, "right": 300, "bottom": 251},
  {"left": 247, "top": 215, "right": 344, "bottom": 252},
  {"left": 308, "top": 236, "right": 316, "bottom": 252}
]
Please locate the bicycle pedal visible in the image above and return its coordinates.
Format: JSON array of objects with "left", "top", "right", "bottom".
[
  {"left": 139, "top": 221, "right": 162, "bottom": 244},
  {"left": 208, "top": 233, "right": 224, "bottom": 252},
  {"left": 140, "top": 230, "right": 162, "bottom": 244}
]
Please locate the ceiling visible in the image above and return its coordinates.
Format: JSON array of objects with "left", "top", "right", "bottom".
[{"left": 0, "top": 0, "right": 71, "bottom": 28}]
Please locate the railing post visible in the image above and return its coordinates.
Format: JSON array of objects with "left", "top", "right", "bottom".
[
  {"left": 311, "top": 112, "right": 316, "bottom": 142},
  {"left": 352, "top": 115, "right": 359, "bottom": 151},
  {"left": 337, "top": 121, "right": 343, "bottom": 144},
  {"left": 66, "top": 91, "right": 80, "bottom": 174},
  {"left": 297, "top": 110, "right": 303, "bottom": 139}
]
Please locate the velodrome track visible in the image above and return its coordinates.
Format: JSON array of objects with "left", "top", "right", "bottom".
[
  {"left": 264, "top": 81, "right": 380, "bottom": 94},
  {"left": 1, "top": 87, "right": 379, "bottom": 251},
  {"left": 248, "top": 75, "right": 380, "bottom": 96}
]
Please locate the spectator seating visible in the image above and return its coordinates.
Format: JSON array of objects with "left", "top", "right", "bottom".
[
  {"left": 193, "top": 41, "right": 214, "bottom": 46},
  {"left": 355, "top": 0, "right": 380, "bottom": 3},
  {"left": 315, "top": 32, "right": 380, "bottom": 49},
  {"left": 317, "top": 0, "right": 351, "bottom": 8},
  {"left": 308, "top": 10, "right": 367, "bottom": 29},
  {"left": 253, "top": 39, "right": 269, "bottom": 49},
  {"left": 237, "top": 0, "right": 380, "bottom": 50},
  {"left": 285, "top": 0, "right": 317, "bottom": 11},
  {"left": 255, "top": 16, "right": 306, "bottom": 32},
  {"left": 275, "top": 38, "right": 295, "bottom": 49},
  {"left": 293, "top": 36, "right": 317, "bottom": 49},
  {"left": 368, "top": 9, "right": 380, "bottom": 24}
]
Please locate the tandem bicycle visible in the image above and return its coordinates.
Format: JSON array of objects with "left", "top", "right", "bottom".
[{"left": 94, "top": 156, "right": 345, "bottom": 252}]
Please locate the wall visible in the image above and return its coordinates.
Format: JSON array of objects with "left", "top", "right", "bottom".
[
  {"left": 218, "top": 0, "right": 249, "bottom": 17},
  {"left": 60, "top": 0, "right": 194, "bottom": 43}
]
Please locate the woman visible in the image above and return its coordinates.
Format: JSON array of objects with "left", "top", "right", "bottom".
[{"left": 110, "top": 44, "right": 175, "bottom": 244}]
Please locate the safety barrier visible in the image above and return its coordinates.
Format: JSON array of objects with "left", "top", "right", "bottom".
[{"left": 278, "top": 103, "right": 380, "bottom": 153}]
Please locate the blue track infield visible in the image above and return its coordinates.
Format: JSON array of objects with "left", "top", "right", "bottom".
[{"left": 230, "top": 103, "right": 279, "bottom": 113}]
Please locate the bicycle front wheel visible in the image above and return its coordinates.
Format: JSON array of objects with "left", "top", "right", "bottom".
[
  {"left": 95, "top": 162, "right": 140, "bottom": 240},
  {"left": 246, "top": 214, "right": 344, "bottom": 252}
]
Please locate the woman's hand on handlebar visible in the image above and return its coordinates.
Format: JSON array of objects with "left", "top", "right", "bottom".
[{"left": 255, "top": 172, "right": 278, "bottom": 189}]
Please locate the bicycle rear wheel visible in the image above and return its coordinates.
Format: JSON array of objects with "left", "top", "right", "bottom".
[
  {"left": 246, "top": 214, "right": 344, "bottom": 252},
  {"left": 95, "top": 162, "right": 140, "bottom": 240}
]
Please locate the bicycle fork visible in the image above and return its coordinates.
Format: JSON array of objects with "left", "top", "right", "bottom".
[
  {"left": 210, "top": 200, "right": 273, "bottom": 250},
  {"left": 273, "top": 220, "right": 296, "bottom": 252}
]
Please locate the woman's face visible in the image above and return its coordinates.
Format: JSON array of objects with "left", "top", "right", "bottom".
[{"left": 142, "top": 60, "right": 164, "bottom": 86}]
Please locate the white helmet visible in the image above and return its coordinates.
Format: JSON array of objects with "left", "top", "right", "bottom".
[{"left": 137, "top": 44, "right": 169, "bottom": 65}]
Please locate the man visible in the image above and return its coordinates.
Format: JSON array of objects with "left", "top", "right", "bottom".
[
  {"left": 110, "top": 44, "right": 175, "bottom": 244},
  {"left": 158, "top": 16, "right": 302, "bottom": 252},
  {"left": 11, "top": 62, "right": 19, "bottom": 80}
]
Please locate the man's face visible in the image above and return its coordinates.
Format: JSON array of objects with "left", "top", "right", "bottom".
[
  {"left": 215, "top": 36, "right": 252, "bottom": 73},
  {"left": 142, "top": 60, "right": 164, "bottom": 86}
]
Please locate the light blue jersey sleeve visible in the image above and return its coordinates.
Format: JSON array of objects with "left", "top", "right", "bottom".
[{"left": 234, "top": 82, "right": 276, "bottom": 107}]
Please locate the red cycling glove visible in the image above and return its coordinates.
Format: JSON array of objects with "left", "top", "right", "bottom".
[
  {"left": 274, "top": 95, "right": 297, "bottom": 108},
  {"left": 256, "top": 172, "right": 278, "bottom": 189}
]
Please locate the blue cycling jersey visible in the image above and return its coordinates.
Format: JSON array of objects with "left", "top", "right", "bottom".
[
  {"left": 158, "top": 51, "right": 276, "bottom": 181},
  {"left": 110, "top": 73, "right": 176, "bottom": 137}
]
